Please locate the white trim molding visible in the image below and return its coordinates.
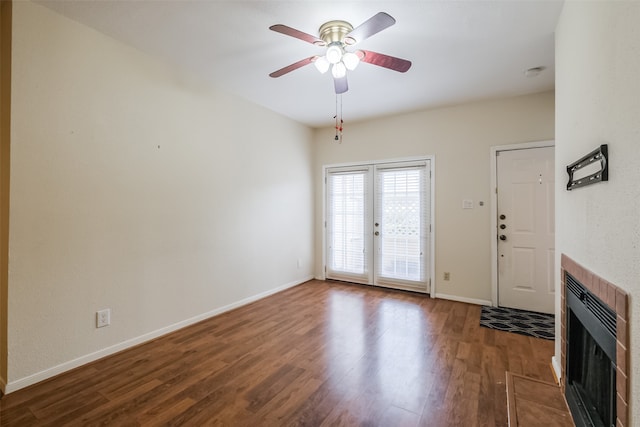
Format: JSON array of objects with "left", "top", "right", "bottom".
[
  {"left": 551, "top": 355, "right": 562, "bottom": 384},
  {"left": 435, "top": 293, "right": 492, "bottom": 307}
]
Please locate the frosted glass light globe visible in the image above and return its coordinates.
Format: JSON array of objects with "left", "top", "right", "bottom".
[
  {"left": 331, "top": 62, "right": 347, "bottom": 79},
  {"left": 342, "top": 52, "right": 360, "bottom": 71},
  {"left": 326, "top": 45, "right": 343, "bottom": 64},
  {"left": 314, "top": 56, "right": 330, "bottom": 74}
]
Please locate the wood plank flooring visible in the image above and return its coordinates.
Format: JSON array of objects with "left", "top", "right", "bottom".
[{"left": 0, "top": 280, "right": 555, "bottom": 426}]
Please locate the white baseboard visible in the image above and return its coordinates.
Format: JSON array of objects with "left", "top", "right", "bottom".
[
  {"left": 2, "top": 276, "right": 313, "bottom": 395},
  {"left": 551, "top": 355, "right": 562, "bottom": 383},
  {"left": 435, "top": 293, "right": 492, "bottom": 306}
]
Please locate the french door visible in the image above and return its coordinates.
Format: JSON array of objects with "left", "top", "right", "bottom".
[{"left": 325, "top": 159, "right": 431, "bottom": 293}]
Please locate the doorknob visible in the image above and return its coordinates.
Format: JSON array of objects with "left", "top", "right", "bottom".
[
  {"left": 499, "top": 235, "right": 507, "bottom": 241},
  {"left": 374, "top": 231, "right": 380, "bottom": 236}
]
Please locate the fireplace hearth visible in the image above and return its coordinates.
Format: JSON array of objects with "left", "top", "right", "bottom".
[{"left": 561, "top": 255, "right": 629, "bottom": 427}]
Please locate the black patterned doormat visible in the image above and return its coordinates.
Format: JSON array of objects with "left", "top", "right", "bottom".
[{"left": 480, "top": 306, "right": 555, "bottom": 340}]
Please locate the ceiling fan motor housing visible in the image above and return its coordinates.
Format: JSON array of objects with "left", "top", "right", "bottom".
[{"left": 318, "top": 20, "right": 355, "bottom": 46}]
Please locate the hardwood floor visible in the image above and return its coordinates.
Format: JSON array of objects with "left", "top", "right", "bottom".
[{"left": 0, "top": 280, "right": 555, "bottom": 426}]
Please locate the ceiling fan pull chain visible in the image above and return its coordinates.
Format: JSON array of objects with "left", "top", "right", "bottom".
[
  {"left": 334, "top": 95, "right": 339, "bottom": 142},
  {"left": 339, "top": 94, "right": 344, "bottom": 143},
  {"left": 334, "top": 94, "right": 343, "bottom": 143}
]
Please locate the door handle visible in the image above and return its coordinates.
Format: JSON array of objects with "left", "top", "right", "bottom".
[{"left": 499, "top": 235, "right": 507, "bottom": 241}]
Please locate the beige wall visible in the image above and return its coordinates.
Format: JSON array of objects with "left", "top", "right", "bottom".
[
  {"left": 555, "top": 2, "right": 640, "bottom": 423},
  {"left": 0, "top": 0, "right": 11, "bottom": 387},
  {"left": 5, "top": 1, "right": 314, "bottom": 389},
  {"left": 313, "top": 92, "right": 555, "bottom": 303}
]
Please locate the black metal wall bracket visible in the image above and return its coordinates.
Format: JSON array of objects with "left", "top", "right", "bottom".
[{"left": 566, "top": 144, "right": 608, "bottom": 191}]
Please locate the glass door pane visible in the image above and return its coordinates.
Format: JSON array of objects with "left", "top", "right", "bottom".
[
  {"left": 374, "top": 164, "right": 429, "bottom": 291},
  {"left": 326, "top": 168, "right": 372, "bottom": 284}
]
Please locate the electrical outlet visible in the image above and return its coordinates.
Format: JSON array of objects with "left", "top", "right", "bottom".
[
  {"left": 444, "top": 272, "right": 450, "bottom": 281},
  {"left": 96, "top": 309, "right": 110, "bottom": 328}
]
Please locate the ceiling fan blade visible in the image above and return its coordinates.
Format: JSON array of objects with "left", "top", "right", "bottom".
[
  {"left": 269, "top": 24, "right": 325, "bottom": 46},
  {"left": 358, "top": 50, "right": 412, "bottom": 73},
  {"left": 269, "top": 56, "right": 317, "bottom": 78},
  {"left": 345, "top": 12, "right": 396, "bottom": 45},
  {"left": 334, "top": 75, "right": 348, "bottom": 94}
]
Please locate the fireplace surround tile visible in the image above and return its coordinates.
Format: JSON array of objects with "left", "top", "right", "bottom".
[
  {"left": 599, "top": 277, "right": 609, "bottom": 305},
  {"left": 616, "top": 289, "right": 628, "bottom": 320},
  {"left": 617, "top": 368, "right": 628, "bottom": 401},
  {"left": 617, "top": 339, "right": 627, "bottom": 375},
  {"left": 617, "top": 316, "right": 627, "bottom": 347},
  {"left": 616, "top": 393, "right": 628, "bottom": 426},
  {"left": 561, "top": 254, "right": 629, "bottom": 427},
  {"left": 607, "top": 283, "right": 618, "bottom": 311},
  {"left": 583, "top": 269, "right": 594, "bottom": 292}
]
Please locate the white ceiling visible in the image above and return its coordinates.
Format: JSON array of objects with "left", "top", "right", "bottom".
[{"left": 37, "top": 1, "right": 564, "bottom": 128}]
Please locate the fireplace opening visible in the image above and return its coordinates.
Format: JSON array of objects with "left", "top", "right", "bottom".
[{"left": 565, "top": 273, "right": 616, "bottom": 427}]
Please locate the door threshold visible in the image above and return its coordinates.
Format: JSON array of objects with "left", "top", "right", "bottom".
[{"left": 325, "top": 278, "right": 430, "bottom": 296}]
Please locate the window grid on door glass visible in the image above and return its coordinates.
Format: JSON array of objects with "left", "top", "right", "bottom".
[
  {"left": 328, "top": 172, "right": 368, "bottom": 275},
  {"left": 376, "top": 167, "right": 426, "bottom": 282}
]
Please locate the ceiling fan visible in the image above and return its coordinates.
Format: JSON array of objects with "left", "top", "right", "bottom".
[{"left": 269, "top": 12, "right": 412, "bottom": 94}]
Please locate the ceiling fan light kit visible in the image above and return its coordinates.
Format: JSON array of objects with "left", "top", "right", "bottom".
[
  {"left": 342, "top": 52, "right": 360, "bottom": 71},
  {"left": 331, "top": 62, "right": 347, "bottom": 79},
  {"left": 325, "top": 43, "right": 343, "bottom": 64},
  {"left": 269, "top": 12, "right": 412, "bottom": 95},
  {"left": 314, "top": 56, "right": 330, "bottom": 74}
]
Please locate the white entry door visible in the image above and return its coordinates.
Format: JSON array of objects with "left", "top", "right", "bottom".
[
  {"left": 326, "top": 160, "right": 431, "bottom": 293},
  {"left": 497, "top": 146, "right": 555, "bottom": 313}
]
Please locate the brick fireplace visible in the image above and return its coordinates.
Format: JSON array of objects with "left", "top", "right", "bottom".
[{"left": 560, "top": 254, "right": 629, "bottom": 426}]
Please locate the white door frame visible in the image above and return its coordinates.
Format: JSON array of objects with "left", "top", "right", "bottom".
[
  {"left": 490, "top": 141, "right": 554, "bottom": 307},
  {"left": 321, "top": 156, "right": 436, "bottom": 297}
]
